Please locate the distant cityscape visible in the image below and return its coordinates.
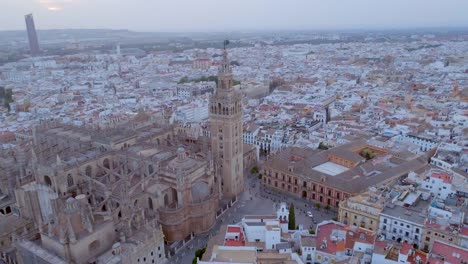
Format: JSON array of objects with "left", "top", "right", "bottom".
[{"left": 0, "top": 11, "right": 467, "bottom": 264}]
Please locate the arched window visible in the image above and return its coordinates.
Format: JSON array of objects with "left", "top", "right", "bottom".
[
  {"left": 67, "top": 174, "right": 74, "bottom": 187},
  {"left": 148, "top": 165, "right": 154, "bottom": 175},
  {"left": 172, "top": 188, "right": 178, "bottom": 205},
  {"left": 148, "top": 197, "right": 153, "bottom": 210},
  {"left": 164, "top": 194, "right": 169, "bottom": 207},
  {"left": 44, "top": 175, "right": 52, "bottom": 186},
  {"left": 85, "top": 166, "right": 92, "bottom": 177},
  {"left": 103, "top": 159, "right": 110, "bottom": 169}
]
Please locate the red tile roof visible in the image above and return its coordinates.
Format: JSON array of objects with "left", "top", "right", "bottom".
[
  {"left": 407, "top": 250, "right": 428, "bottom": 264},
  {"left": 428, "top": 240, "right": 468, "bottom": 264},
  {"left": 461, "top": 227, "right": 468, "bottom": 236},
  {"left": 431, "top": 171, "right": 452, "bottom": 184},
  {"left": 344, "top": 225, "right": 376, "bottom": 250},
  {"left": 316, "top": 222, "right": 346, "bottom": 255},
  {"left": 400, "top": 242, "right": 412, "bottom": 255},
  {"left": 224, "top": 225, "right": 245, "bottom": 247}
]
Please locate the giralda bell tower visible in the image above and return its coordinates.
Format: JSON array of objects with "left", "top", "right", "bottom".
[{"left": 210, "top": 41, "right": 244, "bottom": 199}]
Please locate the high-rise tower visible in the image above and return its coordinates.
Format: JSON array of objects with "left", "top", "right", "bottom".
[
  {"left": 25, "top": 13, "right": 40, "bottom": 56},
  {"left": 210, "top": 43, "right": 244, "bottom": 198}
]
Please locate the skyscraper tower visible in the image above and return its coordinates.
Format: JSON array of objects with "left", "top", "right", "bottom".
[
  {"left": 210, "top": 42, "right": 244, "bottom": 198},
  {"left": 24, "top": 13, "right": 40, "bottom": 56}
]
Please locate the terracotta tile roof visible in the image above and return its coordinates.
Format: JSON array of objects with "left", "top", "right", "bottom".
[
  {"left": 428, "top": 240, "right": 468, "bottom": 264},
  {"left": 224, "top": 225, "right": 245, "bottom": 247},
  {"left": 344, "top": 225, "right": 376, "bottom": 250}
]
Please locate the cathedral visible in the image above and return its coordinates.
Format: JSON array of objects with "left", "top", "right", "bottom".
[{"left": 0, "top": 47, "right": 251, "bottom": 264}]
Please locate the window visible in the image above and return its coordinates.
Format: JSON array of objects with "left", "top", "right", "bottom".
[
  {"left": 88, "top": 240, "right": 100, "bottom": 253},
  {"left": 67, "top": 174, "right": 74, "bottom": 187},
  {"left": 383, "top": 219, "right": 387, "bottom": 224},
  {"left": 415, "top": 228, "right": 419, "bottom": 234}
]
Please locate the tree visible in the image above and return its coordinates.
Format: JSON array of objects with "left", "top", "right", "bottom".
[
  {"left": 318, "top": 142, "right": 329, "bottom": 150},
  {"left": 178, "top": 76, "right": 189, "bottom": 84},
  {"left": 250, "top": 166, "right": 259, "bottom": 174},
  {"left": 192, "top": 247, "right": 206, "bottom": 264},
  {"left": 309, "top": 229, "right": 316, "bottom": 235},
  {"left": 359, "top": 148, "right": 377, "bottom": 160},
  {"left": 288, "top": 203, "right": 296, "bottom": 230},
  {"left": 332, "top": 216, "right": 338, "bottom": 221},
  {"left": 315, "top": 203, "right": 321, "bottom": 210},
  {"left": 258, "top": 174, "right": 263, "bottom": 180},
  {"left": 325, "top": 205, "right": 331, "bottom": 211}
]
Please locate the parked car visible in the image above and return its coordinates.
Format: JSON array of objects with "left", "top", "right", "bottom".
[{"left": 307, "top": 211, "right": 313, "bottom": 217}]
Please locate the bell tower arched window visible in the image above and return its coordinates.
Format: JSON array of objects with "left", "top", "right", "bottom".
[{"left": 67, "top": 174, "right": 74, "bottom": 187}]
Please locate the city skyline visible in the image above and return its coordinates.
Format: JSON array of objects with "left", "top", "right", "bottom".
[
  {"left": 0, "top": 1, "right": 467, "bottom": 263},
  {"left": 1, "top": 0, "right": 468, "bottom": 32}
]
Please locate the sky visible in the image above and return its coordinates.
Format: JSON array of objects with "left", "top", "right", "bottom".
[{"left": 1, "top": 0, "right": 468, "bottom": 32}]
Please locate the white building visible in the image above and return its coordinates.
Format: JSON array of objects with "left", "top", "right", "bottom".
[
  {"left": 396, "top": 134, "right": 437, "bottom": 153},
  {"left": 379, "top": 194, "right": 426, "bottom": 247},
  {"left": 172, "top": 101, "right": 209, "bottom": 123},
  {"left": 243, "top": 124, "right": 285, "bottom": 154},
  {"left": 420, "top": 170, "right": 455, "bottom": 200},
  {"left": 241, "top": 215, "right": 281, "bottom": 250}
]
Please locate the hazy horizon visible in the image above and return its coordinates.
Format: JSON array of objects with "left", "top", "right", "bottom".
[{"left": 1, "top": 0, "right": 468, "bottom": 32}]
